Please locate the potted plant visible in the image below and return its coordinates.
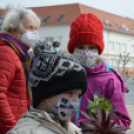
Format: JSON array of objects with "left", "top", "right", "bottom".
[
  {"left": 87, "top": 94, "right": 112, "bottom": 116},
  {"left": 80, "top": 95, "right": 129, "bottom": 134}
]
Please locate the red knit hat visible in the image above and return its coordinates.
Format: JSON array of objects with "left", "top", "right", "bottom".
[{"left": 67, "top": 13, "right": 104, "bottom": 55}]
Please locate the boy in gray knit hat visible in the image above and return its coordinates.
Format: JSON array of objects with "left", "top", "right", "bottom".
[{"left": 7, "top": 49, "right": 87, "bottom": 134}]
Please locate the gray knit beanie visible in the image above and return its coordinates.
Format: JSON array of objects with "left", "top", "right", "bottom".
[{"left": 29, "top": 51, "right": 87, "bottom": 108}]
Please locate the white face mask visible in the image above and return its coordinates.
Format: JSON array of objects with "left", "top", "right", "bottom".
[
  {"left": 21, "top": 31, "right": 39, "bottom": 47},
  {"left": 73, "top": 48, "right": 99, "bottom": 67}
]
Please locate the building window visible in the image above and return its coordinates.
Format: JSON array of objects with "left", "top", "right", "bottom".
[
  {"left": 130, "top": 26, "right": 134, "bottom": 32},
  {"left": 128, "top": 61, "right": 133, "bottom": 67},
  {"left": 114, "top": 21, "right": 121, "bottom": 29},
  {"left": 45, "top": 37, "right": 54, "bottom": 43},
  {"left": 122, "top": 43, "right": 127, "bottom": 52},
  {"left": 109, "top": 41, "right": 114, "bottom": 50},
  {"left": 129, "top": 68, "right": 133, "bottom": 74},
  {"left": 121, "top": 24, "right": 129, "bottom": 31},
  {"left": 43, "top": 15, "right": 51, "bottom": 23},
  {"left": 129, "top": 45, "right": 134, "bottom": 53},
  {"left": 103, "top": 20, "right": 113, "bottom": 27},
  {"left": 57, "top": 14, "right": 65, "bottom": 22},
  {"left": 115, "top": 42, "right": 121, "bottom": 51}
]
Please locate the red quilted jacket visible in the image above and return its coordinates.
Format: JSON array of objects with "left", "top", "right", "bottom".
[{"left": 0, "top": 39, "right": 28, "bottom": 134}]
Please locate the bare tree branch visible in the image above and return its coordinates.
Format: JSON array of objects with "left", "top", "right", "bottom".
[{"left": 118, "top": 52, "right": 132, "bottom": 78}]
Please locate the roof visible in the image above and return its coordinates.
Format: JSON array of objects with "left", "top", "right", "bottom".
[
  {"left": 0, "top": 3, "right": 134, "bottom": 34},
  {"left": 78, "top": 4, "right": 134, "bottom": 34},
  {"left": 31, "top": 4, "right": 81, "bottom": 25}
]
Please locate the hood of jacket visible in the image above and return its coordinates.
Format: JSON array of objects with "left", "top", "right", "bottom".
[
  {"left": 83, "top": 60, "right": 128, "bottom": 93},
  {"left": 7, "top": 107, "right": 81, "bottom": 134},
  {"left": 83, "top": 60, "right": 107, "bottom": 74}
]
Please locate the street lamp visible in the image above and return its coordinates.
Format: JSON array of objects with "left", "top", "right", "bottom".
[{"left": 0, "top": 15, "right": 3, "bottom": 31}]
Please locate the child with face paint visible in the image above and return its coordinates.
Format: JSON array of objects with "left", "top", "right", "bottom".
[
  {"left": 67, "top": 13, "right": 131, "bottom": 128},
  {"left": 7, "top": 50, "right": 87, "bottom": 134}
]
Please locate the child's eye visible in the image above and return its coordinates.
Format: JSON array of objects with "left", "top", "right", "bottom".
[
  {"left": 89, "top": 46, "right": 95, "bottom": 49},
  {"left": 89, "top": 46, "right": 98, "bottom": 50},
  {"left": 78, "top": 46, "right": 84, "bottom": 49},
  {"left": 68, "top": 92, "right": 74, "bottom": 95}
]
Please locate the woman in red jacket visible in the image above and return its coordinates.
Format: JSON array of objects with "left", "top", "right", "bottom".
[{"left": 0, "top": 8, "right": 40, "bottom": 134}]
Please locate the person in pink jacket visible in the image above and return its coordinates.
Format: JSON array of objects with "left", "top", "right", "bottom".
[{"left": 67, "top": 13, "right": 131, "bottom": 128}]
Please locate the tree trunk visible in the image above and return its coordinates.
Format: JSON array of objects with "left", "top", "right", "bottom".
[{"left": 122, "top": 63, "right": 126, "bottom": 78}]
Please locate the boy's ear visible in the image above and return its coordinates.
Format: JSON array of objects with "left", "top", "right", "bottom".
[
  {"left": 11, "top": 28, "right": 18, "bottom": 35},
  {"left": 44, "top": 99, "right": 48, "bottom": 101},
  {"left": 10, "top": 28, "right": 15, "bottom": 34}
]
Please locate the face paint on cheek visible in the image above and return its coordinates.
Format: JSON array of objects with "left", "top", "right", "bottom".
[{"left": 46, "top": 97, "right": 79, "bottom": 121}]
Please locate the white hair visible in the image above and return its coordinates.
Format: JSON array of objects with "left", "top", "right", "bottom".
[{"left": 1, "top": 8, "right": 40, "bottom": 31}]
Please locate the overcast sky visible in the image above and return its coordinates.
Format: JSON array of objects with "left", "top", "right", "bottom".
[{"left": 0, "top": 0, "right": 134, "bottom": 19}]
